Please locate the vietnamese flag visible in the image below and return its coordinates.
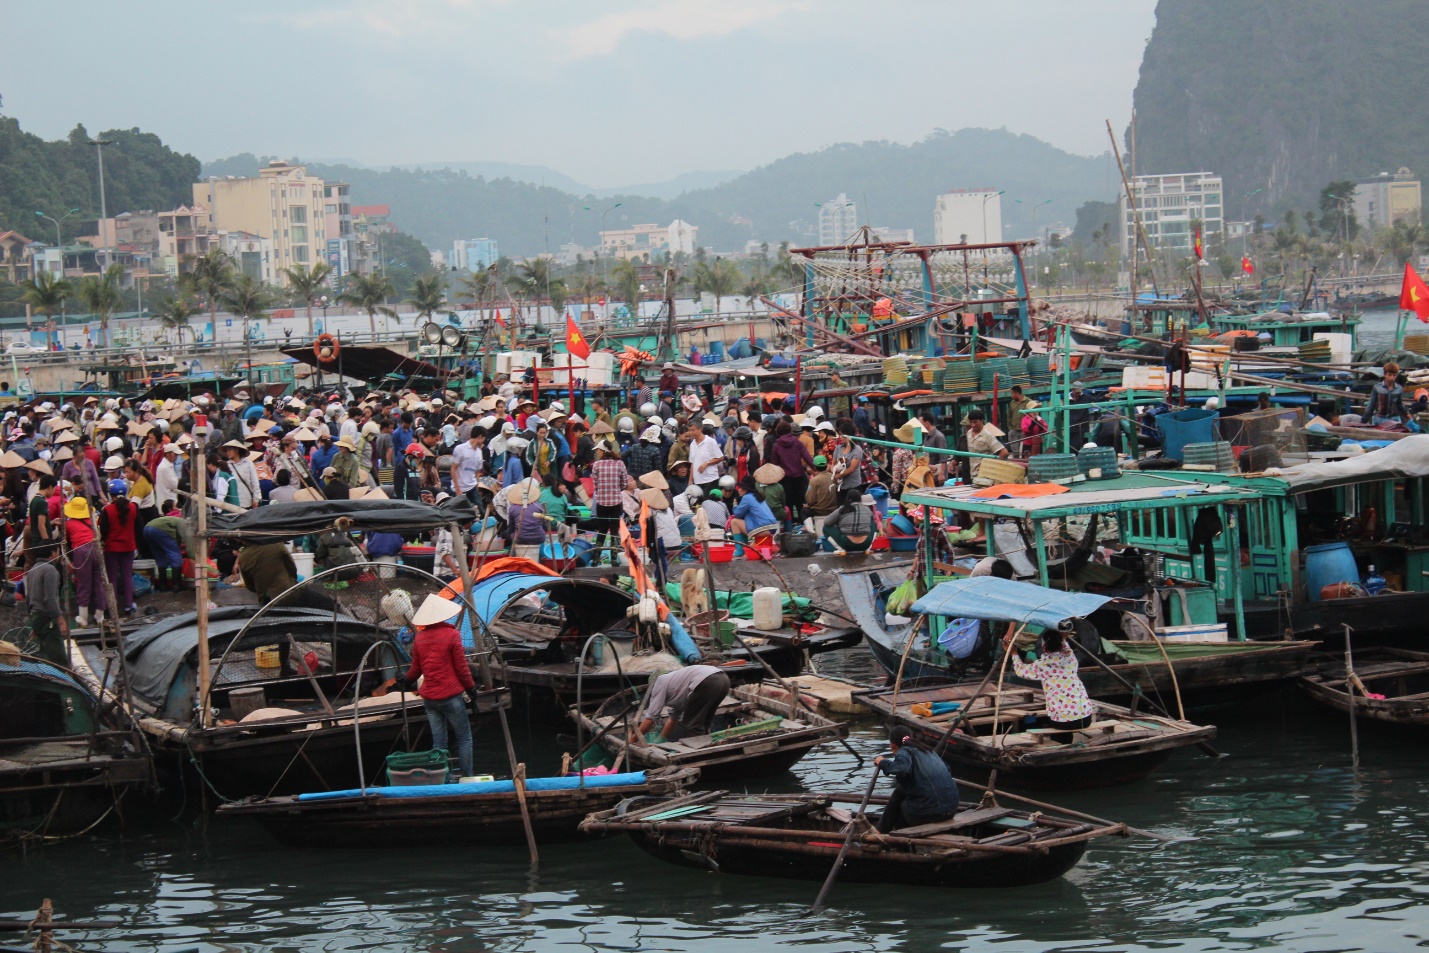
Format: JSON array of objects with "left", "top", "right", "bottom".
[
  {"left": 565, "top": 312, "right": 591, "bottom": 360},
  {"left": 1193, "top": 228, "right": 1204, "bottom": 260},
  {"left": 1400, "top": 262, "right": 1429, "bottom": 323},
  {"left": 493, "top": 308, "right": 507, "bottom": 329},
  {"left": 1241, "top": 255, "right": 1254, "bottom": 276}
]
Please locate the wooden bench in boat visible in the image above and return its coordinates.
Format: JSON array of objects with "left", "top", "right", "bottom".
[{"left": 892, "top": 807, "right": 1015, "bottom": 837}]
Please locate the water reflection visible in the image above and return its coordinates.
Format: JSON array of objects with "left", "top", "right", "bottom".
[{"left": 5, "top": 653, "right": 1429, "bottom": 952}]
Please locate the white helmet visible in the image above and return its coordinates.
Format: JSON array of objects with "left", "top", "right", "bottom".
[
  {"left": 104, "top": 436, "right": 123, "bottom": 452},
  {"left": 1204, "top": 397, "right": 1221, "bottom": 410},
  {"left": 477, "top": 415, "right": 497, "bottom": 429},
  {"left": 685, "top": 484, "right": 702, "bottom": 500},
  {"left": 806, "top": 405, "right": 824, "bottom": 420},
  {"left": 719, "top": 475, "right": 736, "bottom": 490},
  {"left": 618, "top": 417, "right": 635, "bottom": 433}
]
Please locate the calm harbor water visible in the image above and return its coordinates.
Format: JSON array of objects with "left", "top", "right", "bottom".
[{"left": 4, "top": 649, "right": 1428, "bottom": 953}]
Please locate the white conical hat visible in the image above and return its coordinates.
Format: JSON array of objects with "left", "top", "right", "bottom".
[{"left": 411, "top": 593, "right": 462, "bottom": 627}]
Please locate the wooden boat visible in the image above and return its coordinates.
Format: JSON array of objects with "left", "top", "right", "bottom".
[
  {"left": 856, "top": 681, "right": 1215, "bottom": 790},
  {"left": 839, "top": 568, "right": 1316, "bottom": 709},
  {"left": 217, "top": 766, "right": 698, "bottom": 848},
  {"left": 1299, "top": 647, "right": 1429, "bottom": 732},
  {"left": 580, "top": 789, "right": 1126, "bottom": 888},
  {"left": 69, "top": 603, "right": 509, "bottom": 801},
  {"left": 467, "top": 566, "right": 860, "bottom": 718},
  {"left": 0, "top": 652, "right": 152, "bottom": 843},
  {"left": 570, "top": 682, "right": 848, "bottom": 782}
]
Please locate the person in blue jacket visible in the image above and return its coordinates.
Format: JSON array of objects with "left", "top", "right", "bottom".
[{"left": 874, "top": 726, "right": 960, "bottom": 833}]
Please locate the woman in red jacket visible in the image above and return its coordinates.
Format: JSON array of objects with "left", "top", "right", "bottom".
[
  {"left": 404, "top": 594, "right": 476, "bottom": 778},
  {"left": 98, "top": 478, "right": 138, "bottom": 616}
]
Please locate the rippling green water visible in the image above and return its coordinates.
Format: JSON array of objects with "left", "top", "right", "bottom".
[{"left": 5, "top": 663, "right": 1427, "bottom": 953}]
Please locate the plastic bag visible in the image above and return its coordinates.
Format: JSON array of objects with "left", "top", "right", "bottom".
[{"left": 886, "top": 578, "right": 922, "bottom": 616}]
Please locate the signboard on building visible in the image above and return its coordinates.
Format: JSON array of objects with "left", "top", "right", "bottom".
[{"left": 327, "top": 239, "right": 349, "bottom": 276}]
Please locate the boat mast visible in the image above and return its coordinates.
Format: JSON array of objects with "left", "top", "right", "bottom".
[{"left": 191, "top": 419, "right": 213, "bottom": 729}]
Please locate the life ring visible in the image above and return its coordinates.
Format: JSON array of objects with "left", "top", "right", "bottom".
[{"left": 314, "top": 333, "right": 340, "bottom": 362}]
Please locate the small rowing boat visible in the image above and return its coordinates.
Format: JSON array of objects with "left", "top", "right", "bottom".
[
  {"left": 580, "top": 789, "right": 1127, "bottom": 888},
  {"left": 1299, "top": 647, "right": 1429, "bottom": 733}
]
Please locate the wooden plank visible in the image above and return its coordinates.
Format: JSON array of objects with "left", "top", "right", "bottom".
[{"left": 893, "top": 807, "right": 1015, "bottom": 837}]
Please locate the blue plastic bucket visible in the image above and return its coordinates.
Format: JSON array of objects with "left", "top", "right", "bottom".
[
  {"left": 868, "top": 486, "right": 890, "bottom": 519},
  {"left": 1304, "top": 542, "right": 1359, "bottom": 602}
]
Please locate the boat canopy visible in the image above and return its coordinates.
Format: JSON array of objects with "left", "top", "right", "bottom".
[
  {"left": 910, "top": 577, "right": 1111, "bottom": 630},
  {"left": 1271, "top": 435, "right": 1429, "bottom": 492},
  {"left": 209, "top": 497, "right": 477, "bottom": 541},
  {"left": 901, "top": 473, "right": 1254, "bottom": 520}
]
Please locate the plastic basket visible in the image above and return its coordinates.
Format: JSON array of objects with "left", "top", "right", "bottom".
[
  {"left": 1027, "top": 453, "right": 1079, "bottom": 484},
  {"left": 254, "top": 645, "right": 281, "bottom": 669},
  {"left": 704, "top": 542, "right": 736, "bottom": 563},
  {"left": 385, "top": 749, "right": 449, "bottom": 786},
  {"left": 1077, "top": 445, "right": 1120, "bottom": 478}
]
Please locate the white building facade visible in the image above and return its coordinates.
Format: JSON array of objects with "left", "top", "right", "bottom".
[
  {"left": 1119, "top": 172, "right": 1223, "bottom": 257},
  {"left": 817, "top": 194, "right": 858, "bottom": 245},
  {"left": 933, "top": 190, "right": 1002, "bottom": 245}
]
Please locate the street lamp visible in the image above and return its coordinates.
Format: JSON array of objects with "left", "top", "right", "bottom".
[
  {"left": 89, "top": 138, "right": 114, "bottom": 265},
  {"left": 981, "top": 190, "right": 1006, "bottom": 244},
  {"left": 34, "top": 208, "right": 81, "bottom": 249}
]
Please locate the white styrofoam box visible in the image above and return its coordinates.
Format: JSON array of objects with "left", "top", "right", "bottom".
[
  {"left": 1313, "top": 332, "right": 1353, "bottom": 367},
  {"left": 549, "top": 350, "right": 614, "bottom": 387},
  {"left": 1121, "top": 365, "right": 1215, "bottom": 390},
  {"left": 495, "top": 351, "right": 542, "bottom": 376}
]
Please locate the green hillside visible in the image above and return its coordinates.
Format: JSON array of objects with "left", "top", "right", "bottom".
[
  {"left": 1131, "top": 0, "right": 1429, "bottom": 222},
  {"left": 0, "top": 117, "right": 199, "bottom": 238},
  {"left": 211, "top": 130, "right": 1117, "bottom": 256}
]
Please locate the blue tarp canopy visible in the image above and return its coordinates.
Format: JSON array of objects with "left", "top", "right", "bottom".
[
  {"left": 298, "top": 771, "right": 648, "bottom": 801},
  {"left": 910, "top": 577, "right": 1112, "bottom": 629},
  {"left": 466, "top": 572, "right": 568, "bottom": 623}
]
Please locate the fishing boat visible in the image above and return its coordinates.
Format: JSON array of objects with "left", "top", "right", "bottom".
[
  {"left": 838, "top": 568, "right": 1317, "bottom": 709},
  {"left": 855, "top": 680, "right": 1214, "bottom": 790},
  {"left": 217, "top": 766, "right": 698, "bottom": 848},
  {"left": 1299, "top": 647, "right": 1429, "bottom": 733},
  {"left": 570, "top": 682, "right": 848, "bottom": 782},
  {"left": 0, "top": 651, "right": 152, "bottom": 843},
  {"left": 462, "top": 560, "right": 859, "bottom": 719},
  {"left": 580, "top": 789, "right": 1125, "bottom": 888}
]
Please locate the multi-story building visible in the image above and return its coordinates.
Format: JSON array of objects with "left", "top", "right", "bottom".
[
  {"left": 0, "top": 231, "right": 35, "bottom": 283},
  {"left": 215, "top": 230, "right": 275, "bottom": 284},
  {"left": 193, "top": 161, "right": 328, "bottom": 283},
  {"left": 157, "top": 205, "right": 215, "bottom": 275},
  {"left": 1354, "top": 168, "right": 1422, "bottom": 234},
  {"left": 817, "top": 194, "right": 858, "bottom": 246},
  {"left": 870, "top": 226, "right": 915, "bottom": 245},
  {"left": 452, "top": 238, "right": 500, "bottom": 271},
  {"left": 933, "top": 189, "right": 1003, "bottom": 245},
  {"left": 599, "top": 221, "right": 700, "bottom": 261},
  {"left": 322, "top": 182, "right": 354, "bottom": 277},
  {"left": 1119, "top": 171, "right": 1223, "bottom": 257}
]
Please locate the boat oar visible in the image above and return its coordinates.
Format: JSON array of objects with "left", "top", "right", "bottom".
[
  {"left": 1064, "top": 634, "right": 1221, "bottom": 760},
  {"left": 728, "top": 628, "right": 864, "bottom": 764},
  {"left": 951, "top": 775, "right": 1182, "bottom": 844},
  {"left": 811, "top": 759, "right": 882, "bottom": 913},
  {"left": 512, "top": 762, "right": 539, "bottom": 866}
]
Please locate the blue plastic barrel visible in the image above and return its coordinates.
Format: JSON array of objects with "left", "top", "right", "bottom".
[
  {"left": 1304, "top": 542, "right": 1359, "bottom": 601},
  {"left": 709, "top": 340, "right": 725, "bottom": 361},
  {"left": 868, "top": 485, "right": 890, "bottom": 518},
  {"left": 729, "top": 338, "right": 751, "bottom": 359}
]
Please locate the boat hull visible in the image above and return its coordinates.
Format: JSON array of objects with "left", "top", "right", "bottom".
[{"left": 625, "top": 830, "right": 1087, "bottom": 888}]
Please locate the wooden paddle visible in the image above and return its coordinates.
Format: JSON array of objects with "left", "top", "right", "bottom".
[{"left": 811, "top": 758, "right": 882, "bottom": 913}]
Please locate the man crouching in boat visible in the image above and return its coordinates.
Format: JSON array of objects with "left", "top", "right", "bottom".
[
  {"left": 633, "top": 665, "right": 731, "bottom": 743},
  {"left": 874, "top": 727, "right": 960, "bottom": 834},
  {"left": 402, "top": 594, "right": 476, "bottom": 779}
]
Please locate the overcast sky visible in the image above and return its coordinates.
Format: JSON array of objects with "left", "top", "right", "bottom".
[{"left": 2, "top": 0, "right": 1156, "bottom": 189}]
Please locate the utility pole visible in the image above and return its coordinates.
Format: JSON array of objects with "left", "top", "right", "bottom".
[{"left": 89, "top": 138, "right": 113, "bottom": 266}]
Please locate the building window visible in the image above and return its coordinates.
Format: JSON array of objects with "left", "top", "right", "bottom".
[
  {"left": 290, "top": 206, "right": 307, "bottom": 224},
  {"left": 291, "top": 226, "right": 308, "bottom": 244},
  {"left": 325, "top": 204, "right": 337, "bottom": 214},
  {"left": 293, "top": 246, "right": 308, "bottom": 262}
]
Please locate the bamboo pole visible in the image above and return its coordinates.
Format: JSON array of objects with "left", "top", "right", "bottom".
[{"left": 192, "top": 428, "right": 212, "bottom": 729}]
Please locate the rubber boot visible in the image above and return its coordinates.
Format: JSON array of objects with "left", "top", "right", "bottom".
[
  {"left": 731, "top": 531, "right": 748, "bottom": 559},
  {"left": 75, "top": 607, "right": 90, "bottom": 628}
]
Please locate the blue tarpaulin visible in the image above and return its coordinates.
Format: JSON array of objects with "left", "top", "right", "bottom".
[
  {"left": 910, "top": 577, "right": 1111, "bottom": 630},
  {"left": 297, "top": 771, "right": 648, "bottom": 801}
]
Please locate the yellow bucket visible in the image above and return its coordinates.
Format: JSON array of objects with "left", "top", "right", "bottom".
[{"left": 255, "top": 645, "right": 281, "bottom": 669}]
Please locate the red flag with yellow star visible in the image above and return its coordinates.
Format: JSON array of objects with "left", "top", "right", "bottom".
[
  {"left": 565, "top": 312, "right": 591, "bottom": 359},
  {"left": 1401, "top": 262, "right": 1429, "bottom": 323}
]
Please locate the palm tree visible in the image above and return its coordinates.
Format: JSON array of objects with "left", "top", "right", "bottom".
[
  {"left": 187, "top": 249, "right": 237, "bottom": 330},
  {"left": 281, "top": 261, "right": 333, "bottom": 340},
  {"left": 609, "top": 259, "right": 642, "bottom": 321},
  {"left": 694, "top": 258, "right": 741, "bottom": 315},
  {"left": 77, "top": 263, "right": 125, "bottom": 345},
  {"left": 154, "top": 294, "right": 202, "bottom": 345},
  {"left": 1387, "top": 221, "right": 1424, "bottom": 267},
  {"left": 739, "top": 269, "right": 770, "bottom": 308},
  {"left": 574, "top": 270, "right": 606, "bottom": 320},
  {"left": 513, "top": 258, "right": 566, "bottom": 322},
  {"left": 770, "top": 242, "right": 805, "bottom": 289},
  {"left": 223, "top": 274, "right": 273, "bottom": 378},
  {"left": 407, "top": 272, "right": 447, "bottom": 324},
  {"left": 20, "top": 271, "right": 71, "bottom": 340},
  {"left": 338, "top": 272, "right": 398, "bottom": 340}
]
